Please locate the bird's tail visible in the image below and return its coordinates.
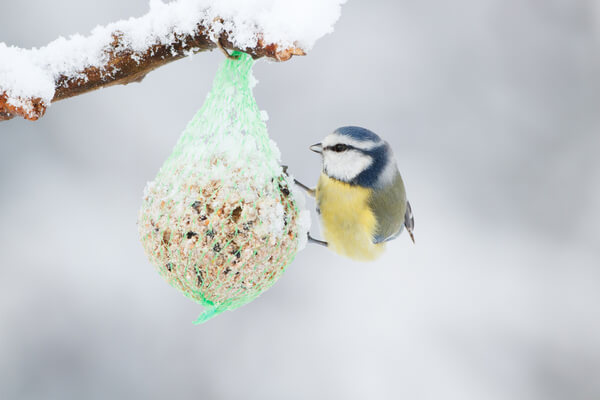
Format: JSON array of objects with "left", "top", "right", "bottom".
[{"left": 404, "top": 201, "right": 415, "bottom": 244}]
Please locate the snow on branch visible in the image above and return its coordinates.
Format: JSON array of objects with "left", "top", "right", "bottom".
[{"left": 0, "top": 0, "right": 345, "bottom": 122}]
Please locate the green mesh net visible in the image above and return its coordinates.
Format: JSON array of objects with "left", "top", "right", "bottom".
[{"left": 138, "top": 52, "right": 310, "bottom": 324}]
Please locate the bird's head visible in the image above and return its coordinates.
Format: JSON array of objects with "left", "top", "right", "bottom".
[{"left": 310, "top": 126, "right": 397, "bottom": 188}]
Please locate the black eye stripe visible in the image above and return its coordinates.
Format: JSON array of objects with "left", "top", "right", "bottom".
[{"left": 325, "top": 144, "right": 354, "bottom": 152}]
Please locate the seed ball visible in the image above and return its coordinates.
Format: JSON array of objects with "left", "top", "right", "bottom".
[{"left": 138, "top": 157, "right": 304, "bottom": 315}]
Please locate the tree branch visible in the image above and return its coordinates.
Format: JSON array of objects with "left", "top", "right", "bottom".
[{"left": 0, "top": 25, "right": 304, "bottom": 122}]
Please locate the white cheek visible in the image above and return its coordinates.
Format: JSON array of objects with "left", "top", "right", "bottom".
[
  {"left": 323, "top": 151, "right": 373, "bottom": 182},
  {"left": 376, "top": 158, "right": 399, "bottom": 186}
]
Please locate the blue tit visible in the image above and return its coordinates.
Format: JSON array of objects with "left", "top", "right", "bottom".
[{"left": 295, "top": 126, "right": 414, "bottom": 261}]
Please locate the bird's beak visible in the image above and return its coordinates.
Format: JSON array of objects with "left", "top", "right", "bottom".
[{"left": 310, "top": 143, "right": 323, "bottom": 154}]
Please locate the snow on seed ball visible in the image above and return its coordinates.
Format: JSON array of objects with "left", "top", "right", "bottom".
[{"left": 137, "top": 156, "right": 304, "bottom": 310}]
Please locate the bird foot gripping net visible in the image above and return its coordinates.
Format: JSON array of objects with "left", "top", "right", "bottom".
[{"left": 138, "top": 52, "right": 310, "bottom": 323}]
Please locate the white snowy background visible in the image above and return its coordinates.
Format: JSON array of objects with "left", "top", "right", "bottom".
[{"left": 1, "top": 1, "right": 600, "bottom": 399}]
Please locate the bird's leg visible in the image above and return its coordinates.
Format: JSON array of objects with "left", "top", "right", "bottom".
[
  {"left": 293, "top": 179, "right": 316, "bottom": 198},
  {"left": 307, "top": 233, "right": 328, "bottom": 247},
  {"left": 280, "top": 165, "right": 316, "bottom": 197}
]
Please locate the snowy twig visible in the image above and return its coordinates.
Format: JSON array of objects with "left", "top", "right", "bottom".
[
  {"left": 0, "top": 29, "right": 303, "bottom": 122},
  {"left": 1, "top": 0, "right": 345, "bottom": 122}
]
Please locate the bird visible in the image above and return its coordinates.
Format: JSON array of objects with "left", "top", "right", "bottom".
[{"left": 294, "top": 126, "right": 414, "bottom": 261}]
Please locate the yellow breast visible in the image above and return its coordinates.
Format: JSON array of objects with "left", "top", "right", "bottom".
[{"left": 316, "top": 174, "right": 384, "bottom": 261}]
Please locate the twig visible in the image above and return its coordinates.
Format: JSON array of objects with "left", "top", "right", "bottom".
[{"left": 0, "top": 25, "right": 304, "bottom": 122}]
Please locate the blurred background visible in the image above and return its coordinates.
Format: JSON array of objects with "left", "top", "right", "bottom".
[{"left": 1, "top": 1, "right": 600, "bottom": 399}]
